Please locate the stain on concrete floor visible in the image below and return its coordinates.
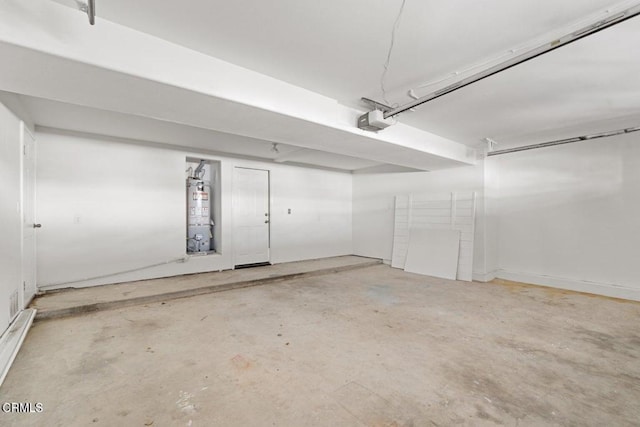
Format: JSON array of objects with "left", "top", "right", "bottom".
[{"left": 2, "top": 264, "right": 640, "bottom": 426}]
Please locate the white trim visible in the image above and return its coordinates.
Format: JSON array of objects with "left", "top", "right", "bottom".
[
  {"left": 496, "top": 270, "right": 640, "bottom": 302},
  {"left": 0, "top": 309, "right": 36, "bottom": 388},
  {"left": 22, "top": 122, "right": 35, "bottom": 140},
  {"left": 473, "top": 270, "right": 497, "bottom": 282},
  {"left": 20, "top": 121, "right": 37, "bottom": 302}
]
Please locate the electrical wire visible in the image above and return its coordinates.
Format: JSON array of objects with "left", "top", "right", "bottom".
[
  {"left": 39, "top": 256, "right": 190, "bottom": 290},
  {"left": 380, "top": 0, "right": 407, "bottom": 105}
]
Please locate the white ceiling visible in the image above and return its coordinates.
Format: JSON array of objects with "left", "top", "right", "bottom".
[
  {"left": 13, "top": 93, "right": 385, "bottom": 171},
  {"left": 400, "top": 15, "right": 640, "bottom": 149},
  {"left": 89, "top": 0, "right": 615, "bottom": 104},
  {"left": 86, "top": 0, "right": 640, "bottom": 147},
  {"left": 1, "top": 0, "right": 477, "bottom": 172},
  {"left": 4, "top": 0, "right": 637, "bottom": 168}
]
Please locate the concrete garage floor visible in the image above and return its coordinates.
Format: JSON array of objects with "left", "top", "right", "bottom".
[
  {"left": 31, "top": 256, "right": 380, "bottom": 320},
  {"left": 3, "top": 264, "right": 640, "bottom": 426}
]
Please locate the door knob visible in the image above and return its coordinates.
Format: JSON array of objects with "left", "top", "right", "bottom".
[
  {"left": 33, "top": 224, "right": 42, "bottom": 228},
  {"left": 264, "top": 220, "right": 269, "bottom": 224}
]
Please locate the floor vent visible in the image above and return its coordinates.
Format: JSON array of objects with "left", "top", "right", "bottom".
[{"left": 234, "top": 262, "right": 271, "bottom": 270}]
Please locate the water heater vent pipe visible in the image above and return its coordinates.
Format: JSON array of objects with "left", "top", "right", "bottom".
[{"left": 193, "top": 160, "right": 206, "bottom": 179}]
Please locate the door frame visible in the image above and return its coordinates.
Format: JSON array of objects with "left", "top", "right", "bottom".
[
  {"left": 232, "top": 167, "right": 271, "bottom": 267},
  {"left": 20, "top": 122, "right": 37, "bottom": 307}
]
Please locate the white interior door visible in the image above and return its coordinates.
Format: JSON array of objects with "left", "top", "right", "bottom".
[
  {"left": 21, "top": 123, "right": 36, "bottom": 306},
  {"left": 233, "top": 167, "right": 270, "bottom": 266}
]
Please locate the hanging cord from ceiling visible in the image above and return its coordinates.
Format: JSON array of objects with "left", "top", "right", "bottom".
[{"left": 380, "top": 0, "right": 407, "bottom": 105}]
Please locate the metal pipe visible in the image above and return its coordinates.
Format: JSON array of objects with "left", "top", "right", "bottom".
[
  {"left": 193, "top": 160, "right": 206, "bottom": 179},
  {"left": 383, "top": 4, "right": 640, "bottom": 119},
  {"left": 76, "top": 0, "right": 96, "bottom": 25},
  {"left": 487, "top": 125, "right": 640, "bottom": 156},
  {"left": 88, "top": 0, "right": 95, "bottom": 25}
]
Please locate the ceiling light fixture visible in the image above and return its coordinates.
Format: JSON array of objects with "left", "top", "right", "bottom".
[
  {"left": 358, "top": 2, "right": 640, "bottom": 132},
  {"left": 385, "top": 3, "right": 640, "bottom": 119}
]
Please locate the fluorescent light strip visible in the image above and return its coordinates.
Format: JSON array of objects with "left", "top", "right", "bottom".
[
  {"left": 383, "top": 2, "right": 640, "bottom": 119},
  {"left": 487, "top": 125, "right": 640, "bottom": 156}
]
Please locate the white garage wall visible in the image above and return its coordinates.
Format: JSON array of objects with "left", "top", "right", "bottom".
[
  {"left": 352, "top": 161, "right": 495, "bottom": 280},
  {"left": 0, "top": 103, "right": 23, "bottom": 332},
  {"left": 494, "top": 133, "right": 640, "bottom": 300},
  {"left": 36, "top": 130, "right": 352, "bottom": 290},
  {"left": 35, "top": 127, "right": 640, "bottom": 299},
  {"left": 269, "top": 166, "right": 353, "bottom": 263}
]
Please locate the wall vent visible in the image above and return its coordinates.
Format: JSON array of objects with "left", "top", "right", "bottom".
[{"left": 9, "top": 290, "right": 19, "bottom": 321}]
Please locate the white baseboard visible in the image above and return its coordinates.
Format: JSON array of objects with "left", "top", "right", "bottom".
[
  {"left": 0, "top": 309, "right": 36, "bottom": 387},
  {"left": 496, "top": 270, "right": 640, "bottom": 302},
  {"left": 473, "top": 270, "right": 497, "bottom": 282}
]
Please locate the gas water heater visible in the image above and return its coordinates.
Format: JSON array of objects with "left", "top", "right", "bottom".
[{"left": 187, "top": 161, "right": 213, "bottom": 253}]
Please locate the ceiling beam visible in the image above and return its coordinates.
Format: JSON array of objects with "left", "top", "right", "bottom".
[
  {"left": 273, "top": 147, "right": 308, "bottom": 163},
  {"left": 0, "top": 0, "right": 477, "bottom": 170}
]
